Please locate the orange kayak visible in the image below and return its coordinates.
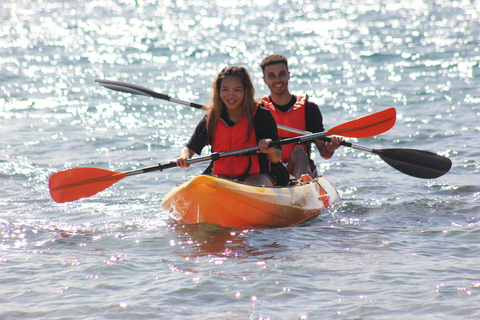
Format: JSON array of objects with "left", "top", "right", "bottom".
[{"left": 161, "top": 175, "right": 340, "bottom": 228}]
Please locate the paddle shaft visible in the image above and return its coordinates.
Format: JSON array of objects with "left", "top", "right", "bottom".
[{"left": 127, "top": 129, "right": 334, "bottom": 175}]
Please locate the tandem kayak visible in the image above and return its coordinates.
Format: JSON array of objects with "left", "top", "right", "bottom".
[{"left": 161, "top": 175, "right": 340, "bottom": 228}]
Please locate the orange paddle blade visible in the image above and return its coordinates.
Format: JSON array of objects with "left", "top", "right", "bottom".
[
  {"left": 49, "top": 167, "right": 127, "bottom": 203},
  {"left": 326, "top": 107, "right": 396, "bottom": 138}
]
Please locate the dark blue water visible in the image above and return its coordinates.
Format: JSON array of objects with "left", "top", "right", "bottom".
[{"left": 1, "top": 0, "right": 479, "bottom": 318}]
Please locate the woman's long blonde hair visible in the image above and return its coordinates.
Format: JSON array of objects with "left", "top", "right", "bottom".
[{"left": 204, "top": 66, "right": 258, "bottom": 144}]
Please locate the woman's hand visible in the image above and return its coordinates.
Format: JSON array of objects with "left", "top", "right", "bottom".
[
  {"left": 257, "top": 139, "right": 281, "bottom": 163},
  {"left": 176, "top": 156, "right": 190, "bottom": 168},
  {"left": 257, "top": 138, "right": 273, "bottom": 153},
  {"left": 176, "top": 147, "right": 195, "bottom": 168}
]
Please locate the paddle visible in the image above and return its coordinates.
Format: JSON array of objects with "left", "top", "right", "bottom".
[
  {"left": 96, "top": 79, "right": 398, "bottom": 137},
  {"left": 277, "top": 125, "right": 452, "bottom": 179},
  {"left": 49, "top": 108, "right": 396, "bottom": 203},
  {"left": 94, "top": 80, "right": 451, "bottom": 178}
]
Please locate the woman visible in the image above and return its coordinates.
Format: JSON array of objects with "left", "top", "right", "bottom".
[{"left": 176, "top": 66, "right": 287, "bottom": 186}]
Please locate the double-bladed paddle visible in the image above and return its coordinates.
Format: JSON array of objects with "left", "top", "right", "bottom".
[
  {"left": 96, "top": 79, "right": 399, "bottom": 137},
  {"left": 277, "top": 125, "right": 452, "bottom": 179},
  {"left": 95, "top": 79, "right": 452, "bottom": 179},
  {"left": 49, "top": 108, "right": 396, "bottom": 203}
]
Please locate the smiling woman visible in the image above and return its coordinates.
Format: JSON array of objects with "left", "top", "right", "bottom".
[{"left": 175, "top": 65, "right": 285, "bottom": 186}]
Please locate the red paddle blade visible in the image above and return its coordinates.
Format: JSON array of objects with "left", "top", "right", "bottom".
[
  {"left": 326, "top": 108, "right": 396, "bottom": 138},
  {"left": 49, "top": 167, "right": 127, "bottom": 203}
]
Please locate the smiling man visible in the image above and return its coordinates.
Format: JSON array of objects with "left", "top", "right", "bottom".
[{"left": 260, "top": 54, "right": 342, "bottom": 179}]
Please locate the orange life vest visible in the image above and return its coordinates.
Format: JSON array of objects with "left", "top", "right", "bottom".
[
  {"left": 212, "top": 106, "right": 260, "bottom": 178},
  {"left": 261, "top": 95, "right": 307, "bottom": 162}
]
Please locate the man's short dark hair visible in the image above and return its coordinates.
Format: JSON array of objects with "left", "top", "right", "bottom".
[{"left": 260, "top": 54, "right": 288, "bottom": 74}]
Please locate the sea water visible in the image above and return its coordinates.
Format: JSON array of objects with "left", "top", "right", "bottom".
[{"left": 1, "top": 0, "right": 479, "bottom": 319}]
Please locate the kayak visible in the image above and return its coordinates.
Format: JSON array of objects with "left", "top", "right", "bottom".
[{"left": 161, "top": 175, "right": 340, "bottom": 228}]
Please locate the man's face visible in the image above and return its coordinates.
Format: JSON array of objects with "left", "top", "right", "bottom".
[{"left": 262, "top": 63, "right": 290, "bottom": 96}]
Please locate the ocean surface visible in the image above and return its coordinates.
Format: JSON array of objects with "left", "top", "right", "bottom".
[{"left": 1, "top": 0, "right": 479, "bottom": 319}]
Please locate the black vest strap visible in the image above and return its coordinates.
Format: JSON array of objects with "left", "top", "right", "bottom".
[{"left": 236, "top": 156, "right": 252, "bottom": 181}]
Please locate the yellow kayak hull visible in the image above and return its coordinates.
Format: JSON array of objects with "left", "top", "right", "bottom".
[{"left": 161, "top": 175, "right": 340, "bottom": 228}]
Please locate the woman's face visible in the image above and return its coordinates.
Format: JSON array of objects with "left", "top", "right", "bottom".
[{"left": 220, "top": 76, "right": 245, "bottom": 112}]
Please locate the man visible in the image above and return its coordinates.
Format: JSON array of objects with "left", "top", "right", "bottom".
[{"left": 260, "top": 54, "right": 342, "bottom": 179}]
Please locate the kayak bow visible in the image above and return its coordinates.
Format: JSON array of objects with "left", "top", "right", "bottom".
[{"left": 161, "top": 175, "right": 340, "bottom": 228}]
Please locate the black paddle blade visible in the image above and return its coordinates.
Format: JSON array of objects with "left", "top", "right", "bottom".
[
  {"left": 373, "top": 148, "right": 452, "bottom": 179},
  {"left": 95, "top": 79, "right": 170, "bottom": 100}
]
